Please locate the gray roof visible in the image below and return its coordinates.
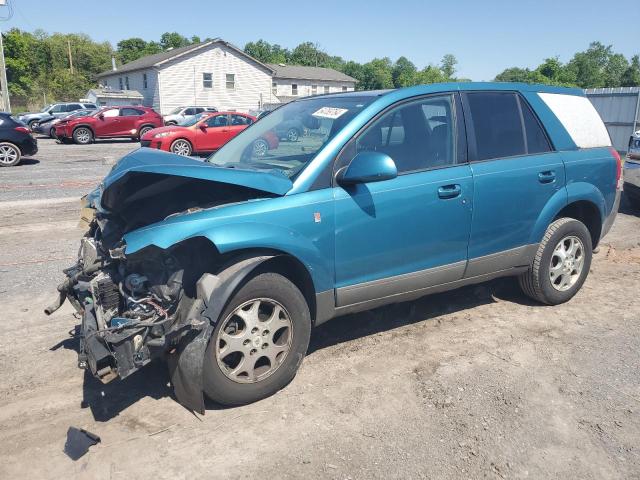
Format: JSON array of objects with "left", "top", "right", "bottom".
[
  {"left": 97, "top": 39, "right": 274, "bottom": 78},
  {"left": 88, "top": 88, "right": 143, "bottom": 99},
  {"left": 268, "top": 64, "right": 357, "bottom": 83}
]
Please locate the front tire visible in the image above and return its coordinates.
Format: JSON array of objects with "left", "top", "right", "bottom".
[
  {"left": 49, "top": 127, "right": 57, "bottom": 138},
  {"left": 170, "top": 139, "right": 192, "bottom": 156},
  {"left": 138, "top": 125, "right": 153, "bottom": 140},
  {"left": 519, "top": 217, "right": 593, "bottom": 305},
  {"left": 203, "top": 272, "right": 311, "bottom": 406},
  {"left": 286, "top": 127, "right": 299, "bottom": 142},
  {"left": 0, "top": 142, "right": 21, "bottom": 167},
  {"left": 73, "top": 127, "right": 93, "bottom": 145},
  {"left": 28, "top": 120, "right": 39, "bottom": 132},
  {"left": 252, "top": 138, "right": 269, "bottom": 157}
]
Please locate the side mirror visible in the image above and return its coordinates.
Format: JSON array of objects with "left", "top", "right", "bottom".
[
  {"left": 338, "top": 151, "right": 397, "bottom": 185},
  {"left": 98, "top": 114, "right": 104, "bottom": 120},
  {"left": 200, "top": 123, "right": 208, "bottom": 131}
]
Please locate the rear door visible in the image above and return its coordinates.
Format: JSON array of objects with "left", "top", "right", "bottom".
[
  {"left": 119, "top": 107, "right": 145, "bottom": 136},
  {"left": 461, "top": 91, "right": 563, "bottom": 276}
]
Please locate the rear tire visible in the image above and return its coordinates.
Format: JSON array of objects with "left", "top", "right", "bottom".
[
  {"left": 170, "top": 139, "right": 192, "bottom": 156},
  {"left": 519, "top": 217, "right": 592, "bottom": 305},
  {"left": 73, "top": 127, "right": 93, "bottom": 145},
  {"left": 138, "top": 125, "right": 153, "bottom": 140},
  {"left": 0, "top": 142, "right": 21, "bottom": 167},
  {"left": 28, "top": 120, "right": 39, "bottom": 132},
  {"left": 203, "top": 272, "right": 311, "bottom": 406}
]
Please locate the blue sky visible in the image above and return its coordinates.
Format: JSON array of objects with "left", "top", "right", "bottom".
[{"left": 2, "top": 0, "right": 638, "bottom": 80}]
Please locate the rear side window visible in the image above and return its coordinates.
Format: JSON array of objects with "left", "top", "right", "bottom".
[
  {"left": 120, "top": 108, "right": 143, "bottom": 116},
  {"left": 464, "top": 92, "right": 550, "bottom": 161}
]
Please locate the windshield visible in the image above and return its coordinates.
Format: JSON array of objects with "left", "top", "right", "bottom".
[
  {"left": 40, "top": 104, "right": 52, "bottom": 112},
  {"left": 179, "top": 113, "right": 208, "bottom": 127},
  {"left": 206, "top": 95, "right": 376, "bottom": 178},
  {"left": 168, "top": 107, "right": 183, "bottom": 115}
]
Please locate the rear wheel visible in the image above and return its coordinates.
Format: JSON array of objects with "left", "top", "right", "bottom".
[
  {"left": 0, "top": 142, "right": 21, "bottom": 167},
  {"left": 519, "top": 217, "right": 592, "bottom": 305},
  {"left": 138, "top": 125, "right": 153, "bottom": 140},
  {"left": 73, "top": 127, "right": 93, "bottom": 145},
  {"left": 203, "top": 272, "right": 311, "bottom": 406},
  {"left": 170, "top": 139, "right": 192, "bottom": 156},
  {"left": 28, "top": 120, "right": 39, "bottom": 132}
]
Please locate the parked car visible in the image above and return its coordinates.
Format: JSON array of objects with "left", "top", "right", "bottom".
[
  {"left": 47, "top": 83, "right": 621, "bottom": 413},
  {"left": 54, "top": 106, "right": 163, "bottom": 144},
  {"left": 33, "top": 109, "right": 96, "bottom": 138},
  {"left": 17, "top": 102, "right": 97, "bottom": 131},
  {"left": 163, "top": 106, "right": 218, "bottom": 126},
  {"left": 142, "top": 111, "right": 278, "bottom": 156},
  {"left": 624, "top": 130, "right": 640, "bottom": 205},
  {"left": 0, "top": 113, "right": 38, "bottom": 167}
]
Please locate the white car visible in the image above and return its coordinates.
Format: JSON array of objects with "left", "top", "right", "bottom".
[{"left": 163, "top": 106, "right": 217, "bottom": 125}]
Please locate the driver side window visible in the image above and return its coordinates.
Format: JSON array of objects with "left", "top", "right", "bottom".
[
  {"left": 350, "top": 94, "right": 456, "bottom": 174},
  {"left": 50, "top": 104, "right": 65, "bottom": 113}
]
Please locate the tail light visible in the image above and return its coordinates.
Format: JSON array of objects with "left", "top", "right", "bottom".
[
  {"left": 14, "top": 126, "right": 30, "bottom": 134},
  {"left": 609, "top": 147, "right": 622, "bottom": 190}
]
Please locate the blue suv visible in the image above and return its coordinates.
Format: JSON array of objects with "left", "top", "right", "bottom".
[{"left": 47, "top": 82, "right": 621, "bottom": 412}]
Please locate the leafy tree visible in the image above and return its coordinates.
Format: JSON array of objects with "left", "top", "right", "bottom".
[
  {"left": 392, "top": 56, "right": 417, "bottom": 87},
  {"left": 361, "top": 58, "right": 394, "bottom": 90},
  {"left": 160, "top": 32, "right": 191, "bottom": 50},
  {"left": 621, "top": 55, "right": 640, "bottom": 87},
  {"left": 440, "top": 54, "right": 457, "bottom": 80},
  {"left": 290, "top": 42, "right": 327, "bottom": 67},
  {"left": 117, "top": 37, "right": 161, "bottom": 64}
]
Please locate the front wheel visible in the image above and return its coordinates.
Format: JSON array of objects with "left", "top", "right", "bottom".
[
  {"left": 252, "top": 138, "right": 269, "bottom": 157},
  {"left": 203, "top": 272, "right": 311, "bottom": 406},
  {"left": 49, "top": 127, "right": 57, "bottom": 138},
  {"left": 286, "top": 127, "right": 299, "bottom": 142},
  {"left": 28, "top": 120, "right": 39, "bottom": 132},
  {"left": 0, "top": 142, "right": 21, "bottom": 167},
  {"left": 73, "top": 127, "right": 93, "bottom": 145},
  {"left": 170, "top": 139, "right": 192, "bottom": 156},
  {"left": 519, "top": 217, "right": 593, "bottom": 305}
]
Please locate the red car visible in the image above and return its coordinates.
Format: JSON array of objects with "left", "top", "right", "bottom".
[
  {"left": 55, "top": 106, "right": 163, "bottom": 145},
  {"left": 141, "top": 111, "right": 278, "bottom": 156}
]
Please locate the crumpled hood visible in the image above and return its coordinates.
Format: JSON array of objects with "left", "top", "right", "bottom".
[{"left": 103, "top": 148, "right": 292, "bottom": 200}]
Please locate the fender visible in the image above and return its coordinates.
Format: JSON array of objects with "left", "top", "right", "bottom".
[
  {"left": 529, "top": 182, "right": 605, "bottom": 245},
  {"left": 169, "top": 255, "right": 275, "bottom": 413},
  {"left": 124, "top": 219, "right": 333, "bottom": 293}
]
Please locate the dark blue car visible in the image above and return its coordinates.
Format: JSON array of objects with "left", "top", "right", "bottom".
[{"left": 48, "top": 82, "right": 621, "bottom": 412}]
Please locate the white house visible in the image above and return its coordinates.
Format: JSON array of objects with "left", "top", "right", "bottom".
[
  {"left": 97, "top": 39, "right": 274, "bottom": 114},
  {"left": 268, "top": 64, "right": 357, "bottom": 103},
  {"left": 85, "top": 88, "right": 144, "bottom": 107},
  {"left": 96, "top": 39, "right": 358, "bottom": 115}
]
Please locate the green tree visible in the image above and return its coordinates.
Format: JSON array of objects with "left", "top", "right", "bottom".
[
  {"left": 392, "top": 56, "right": 417, "bottom": 87},
  {"left": 361, "top": 58, "right": 394, "bottom": 90},
  {"left": 117, "top": 37, "right": 161, "bottom": 64},
  {"left": 621, "top": 55, "right": 640, "bottom": 87},
  {"left": 440, "top": 54, "right": 457, "bottom": 80},
  {"left": 160, "top": 32, "right": 191, "bottom": 50}
]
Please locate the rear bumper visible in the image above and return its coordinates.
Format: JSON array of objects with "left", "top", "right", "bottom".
[{"left": 601, "top": 189, "right": 621, "bottom": 240}]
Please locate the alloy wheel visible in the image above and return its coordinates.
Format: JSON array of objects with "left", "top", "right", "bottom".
[
  {"left": 0, "top": 144, "right": 19, "bottom": 165},
  {"left": 215, "top": 298, "right": 293, "bottom": 384},
  {"left": 253, "top": 139, "right": 268, "bottom": 157},
  {"left": 75, "top": 128, "right": 91, "bottom": 144},
  {"left": 549, "top": 235, "right": 585, "bottom": 291},
  {"left": 286, "top": 128, "right": 299, "bottom": 142},
  {"left": 171, "top": 140, "right": 191, "bottom": 156}
]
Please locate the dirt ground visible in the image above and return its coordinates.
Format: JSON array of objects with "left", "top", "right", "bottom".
[{"left": 1, "top": 138, "right": 639, "bottom": 479}]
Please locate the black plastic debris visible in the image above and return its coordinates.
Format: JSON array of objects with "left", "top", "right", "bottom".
[{"left": 64, "top": 427, "right": 101, "bottom": 460}]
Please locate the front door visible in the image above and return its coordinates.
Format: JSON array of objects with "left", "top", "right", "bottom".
[
  {"left": 94, "top": 108, "right": 121, "bottom": 136},
  {"left": 195, "top": 114, "right": 232, "bottom": 152},
  {"left": 460, "top": 91, "right": 564, "bottom": 276},
  {"left": 333, "top": 94, "right": 473, "bottom": 306}
]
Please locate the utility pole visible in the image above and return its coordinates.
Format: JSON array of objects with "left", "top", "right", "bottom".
[
  {"left": 67, "top": 39, "right": 73, "bottom": 74},
  {"left": 0, "top": 26, "right": 10, "bottom": 112}
]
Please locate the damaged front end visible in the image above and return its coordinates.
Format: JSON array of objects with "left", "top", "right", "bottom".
[{"left": 46, "top": 149, "right": 293, "bottom": 413}]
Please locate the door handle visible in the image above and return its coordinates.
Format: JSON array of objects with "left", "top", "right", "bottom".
[
  {"left": 437, "top": 184, "right": 461, "bottom": 199},
  {"left": 538, "top": 170, "right": 556, "bottom": 184}
]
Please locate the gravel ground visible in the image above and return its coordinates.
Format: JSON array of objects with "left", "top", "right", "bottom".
[{"left": 1, "top": 138, "right": 639, "bottom": 479}]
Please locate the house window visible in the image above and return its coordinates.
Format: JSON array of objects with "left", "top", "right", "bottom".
[
  {"left": 342, "top": 86, "right": 348, "bottom": 92},
  {"left": 203, "top": 72, "right": 213, "bottom": 88},
  {"left": 226, "top": 74, "right": 235, "bottom": 90},
  {"left": 292, "top": 84, "right": 298, "bottom": 96},
  {"left": 312, "top": 85, "right": 318, "bottom": 95},
  {"left": 143, "top": 73, "right": 148, "bottom": 89},
  {"left": 324, "top": 85, "right": 330, "bottom": 94},
  {"left": 272, "top": 82, "right": 277, "bottom": 95},
  {"left": 118, "top": 77, "right": 123, "bottom": 90},
  {"left": 125, "top": 76, "right": 130, "bottom": 90}
]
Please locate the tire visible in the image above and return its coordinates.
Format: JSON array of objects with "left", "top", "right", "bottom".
[
  {"left": 73, "top": 127, "right": 93, "bottom": 145},
  {"left": 28, "top": 120, "right": 39, "bottom": 132},
  {"left": 0, "top": 142, "right": 21, "bottom": 167},
  {"left": 165, "top": 121, "right": 177, "bottom": 126},
  {"left": 286, "top": 127, "right": 299, "bottom": 142},
  {"left": 203, "top": 272, "right": 311, "bottom": 406},
  {"left": 49, "top": 127, "right": 57, "bottom": 139},
  {"left": 170, "top": 139, "right": 192, "bottom": 156},
  {"left": 519, "top": 217, "right": 593, "bottom": 305},
  {"left": 138, "top": 125, "right": 153, "bottom": 140},
  {"left": 252, "top": 138, "right": 269, "bottom": 157}
]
